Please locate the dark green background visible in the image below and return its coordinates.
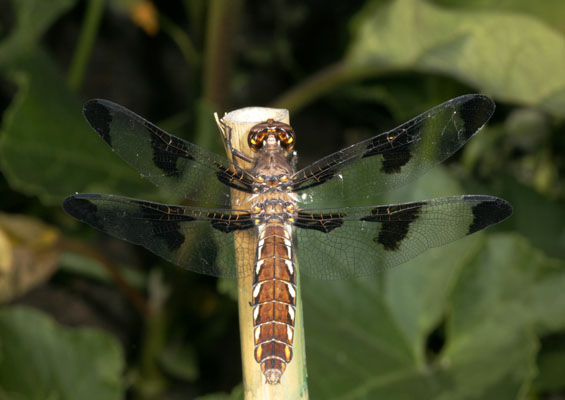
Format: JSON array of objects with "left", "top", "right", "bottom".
[{"left": 0, "top": 0, "right": 564, "bottom": 399}]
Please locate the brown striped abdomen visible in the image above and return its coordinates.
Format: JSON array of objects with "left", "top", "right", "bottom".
[{"left": 252, "top": 223, "right": 296, "bottom": 384}]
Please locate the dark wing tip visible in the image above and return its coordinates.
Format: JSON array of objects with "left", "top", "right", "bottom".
[
  {"left": 467, "top": 196, "right": 513, "bottom": 235},
  {"left": 455, "top": 94, "right": 495, "bottom": 111},
  {"left": 62, "top": 194, "right": 104, "bottom": 229},
  {"left": 83, "top": 99, "right": 113, "bottom": 145},
  {"left": 456, "top": 94, "right": 496, "bottom": 139}
]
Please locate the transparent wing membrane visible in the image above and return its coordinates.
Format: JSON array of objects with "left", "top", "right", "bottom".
[
  {"left": 293, "top": 95, "right": 495, "bottom": 207},
  {"left": 83, "top": 99, "right": 254, "bottom": 208},
  {"left": 63, "top": 194, "right": 256, "bottom": 278},
  {"left": 294, "top": 195, "right": 511, "bottom": 279}
]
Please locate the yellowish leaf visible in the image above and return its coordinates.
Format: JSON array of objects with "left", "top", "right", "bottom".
[
  {"left": 0, "top": 213, "right": 61, "bottom": 303},
  {"left": 130, "top": 0, "right": 159, "bottom": 35}
]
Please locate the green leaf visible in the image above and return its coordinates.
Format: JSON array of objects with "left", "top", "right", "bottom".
[
  {"left": 58, "top": 252, "right": 147, "bottom": 289},
  {"left": 304, "top": 233, "right": 562, "bottom": 399},
  {"left": 0, "top": 0, "right": 156, "bottom": 204},
  {"left": 0, "top": 0, "right": 76, "bottom": 64},
  {"left": 159, "top": 340, "right": 199, "bottom": 382},
  {"left": 302, "top": 168, "right": 564, "bottom": 399},
  {"left": 335, "top": 76, "right": 469, "bottom": 123},
  {"left": 0, "top": 306, "right": 124, "bottom": 400},
  {"left": 430, "top": 0, "right": 565, "bottom": 34},
  {"left": 347, "top": 0, "right": 565, "bottom": 118},
  {"left": 0, "top": 50, "right": 155, "bottom": 204},
  {"left": 497, "top": 177, "right": 565, "bottom": 260},
  {"left": 533, "top": 347, "right": 565, "bottom": 392}
]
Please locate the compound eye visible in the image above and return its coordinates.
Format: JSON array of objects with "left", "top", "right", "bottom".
[
  {"left": 280, "top": 133, "right": 294, "bottom": 150},
  {"left": 248, "top": 130, "right": 267, "bottom": 152},
  {"left": 248, "top": 120, "right": 296, "bottom": 152},
  {"left": 278, "top": 129, "right": 295, "bottom": 150}
]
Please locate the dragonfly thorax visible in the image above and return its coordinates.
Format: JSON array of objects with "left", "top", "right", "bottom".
[
  {"left": 251, "top": 197, "right": 297, "bottom": 225},
  {"left": 252, "top": 173, "right": 293, "bottom": 194},
  {"left": 251, "top": 134, "right": 296, "bottom": 195}
]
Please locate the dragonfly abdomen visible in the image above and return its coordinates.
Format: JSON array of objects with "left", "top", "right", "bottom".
[{"left": 251, "top": 222, "right": 296, "bottom": 384}]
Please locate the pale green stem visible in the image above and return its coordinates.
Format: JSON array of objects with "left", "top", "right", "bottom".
[{"left": 68, "top": 0, "right": 105, "bottom": 90}]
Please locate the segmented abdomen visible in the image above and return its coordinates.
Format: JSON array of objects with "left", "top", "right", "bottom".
[{"left": 252, "top": 222, "right": 296, "bottom": 384}]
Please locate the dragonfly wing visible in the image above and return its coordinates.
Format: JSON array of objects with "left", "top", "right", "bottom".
[
  {"left": 83, "top": 99, "right": 255, "bottom": 208},
  {"left": 294, "top": 195, "right": 512, "bottom": 279},
  {"left": 293, "top": 95, "right": 495, "bottom": 207},
  {"left": 63, "top": 193, "right": 257, "bottom": 278}
]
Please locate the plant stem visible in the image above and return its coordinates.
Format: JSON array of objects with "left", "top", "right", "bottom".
[
  {"left": 203, "top": 0, "right": 243, "bottom": 112},
  {"left": 61, "top": 237, "right": 149, "bottom": 317},
  {"left": 135, "top": 281, "right": 168, "bottom": 399},
  {"left": 68, "top": 0, "right": 105, "bottom": 90},
  {"left": 183, "top": 0, "right": 205, "bottom": 42},
  {"left": 270, "top": 62, "right": 386, "bottom": 113},
  {"left": 159, "top": 13, "right": 200, "bottom": 70},
  {"left": 215, "top": 108, "right": 309, "bottom": 399}
]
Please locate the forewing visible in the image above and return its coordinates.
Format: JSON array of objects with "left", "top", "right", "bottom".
[
  {"left": 83, "top": 99, "right": 255, "bottom": 208},
  {"left": 293, "top": 95, "right": 495, "bottom": 207},
  {"left": 294, "top": 195, "right": 512, "bottom": 279},
  {"left": 63, "top": 193, "right": 257, "bottom": 279}
]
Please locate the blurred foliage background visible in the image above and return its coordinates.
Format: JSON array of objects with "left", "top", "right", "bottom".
[{"left": 0, "top": 0, "right": 564, "bottom": 399}]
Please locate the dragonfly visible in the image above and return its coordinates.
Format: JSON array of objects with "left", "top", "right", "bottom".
[{"left": 63, "top": 94, "right": 512, "bottom": 384}]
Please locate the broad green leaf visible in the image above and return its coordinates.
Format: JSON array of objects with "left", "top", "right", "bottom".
[
  {"left": 533, "top": 347, "right": 565, "bottom": 392},
  {"left": 450, "top": 233, "right": 565, "bottom": 336},
  {"left": 302, "top": 168, "right": 481, "bottom": 399},
  {"left": 335, "top": 76, "right": 470, "bottom": 123},
  {"left": 302, "top": 167, "right": 564, "bottom": 399},
  {"left": 430, "top": 0, "right": 565, "bottom": 34},
  {"left": 497, "top": 177, "right": 565, "bottom": 260},
  {"left": 347, "top": 0, "right": 565, "bottom": 118},
  {"left": 303, "top": 232, "right": 562, "bottom": 399},
  {"left": 58, "top": 252, "right": 147, "bottom": 289},
  {"left": 0, "top": 306, "right": 124, "bottom": 400},
  {"left": 0, "top": 0, "right": 157, "bottom": 204},
  {"left": 0, "top": 50, "right": 155, "bottom": 204},
  {"left": 159, "top": 340, "right": 199, "bottom": 382}
]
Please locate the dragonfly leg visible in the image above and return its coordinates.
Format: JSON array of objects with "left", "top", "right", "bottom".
[{"left": 218, "top": 117, "right": 254, "bottom": 166}]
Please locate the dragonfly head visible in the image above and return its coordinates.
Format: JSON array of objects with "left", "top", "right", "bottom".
[{"left": 248, "top": 119, "right": 295, "bottom": 152}]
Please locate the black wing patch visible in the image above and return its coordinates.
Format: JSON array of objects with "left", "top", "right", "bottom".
[
  {"left": 131, "top": 200, "right": 196, "bottom": 250},
  {"left": 208, "top": 211, "right": 254, "bottom": 233},
  {"left": 147, "top": 127, "right": 195, "bottom": 177},
  {"left": 362, "top": 124, "right": 414, "bottom": 173},
  {"left": 83, "top": 100, "right": 113, "bottom": 146},
  {"left": 215, "top": 164, "right": 256, "bottom": 193},
  {"left": 294, "top": 211, "right": 345, "bottom": 233},
  {"left": 360, "top": 201, "right": 425, "bottom": 251},
  {"left": 468, "top": 199, "right": 507, "bottom": 234}
]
